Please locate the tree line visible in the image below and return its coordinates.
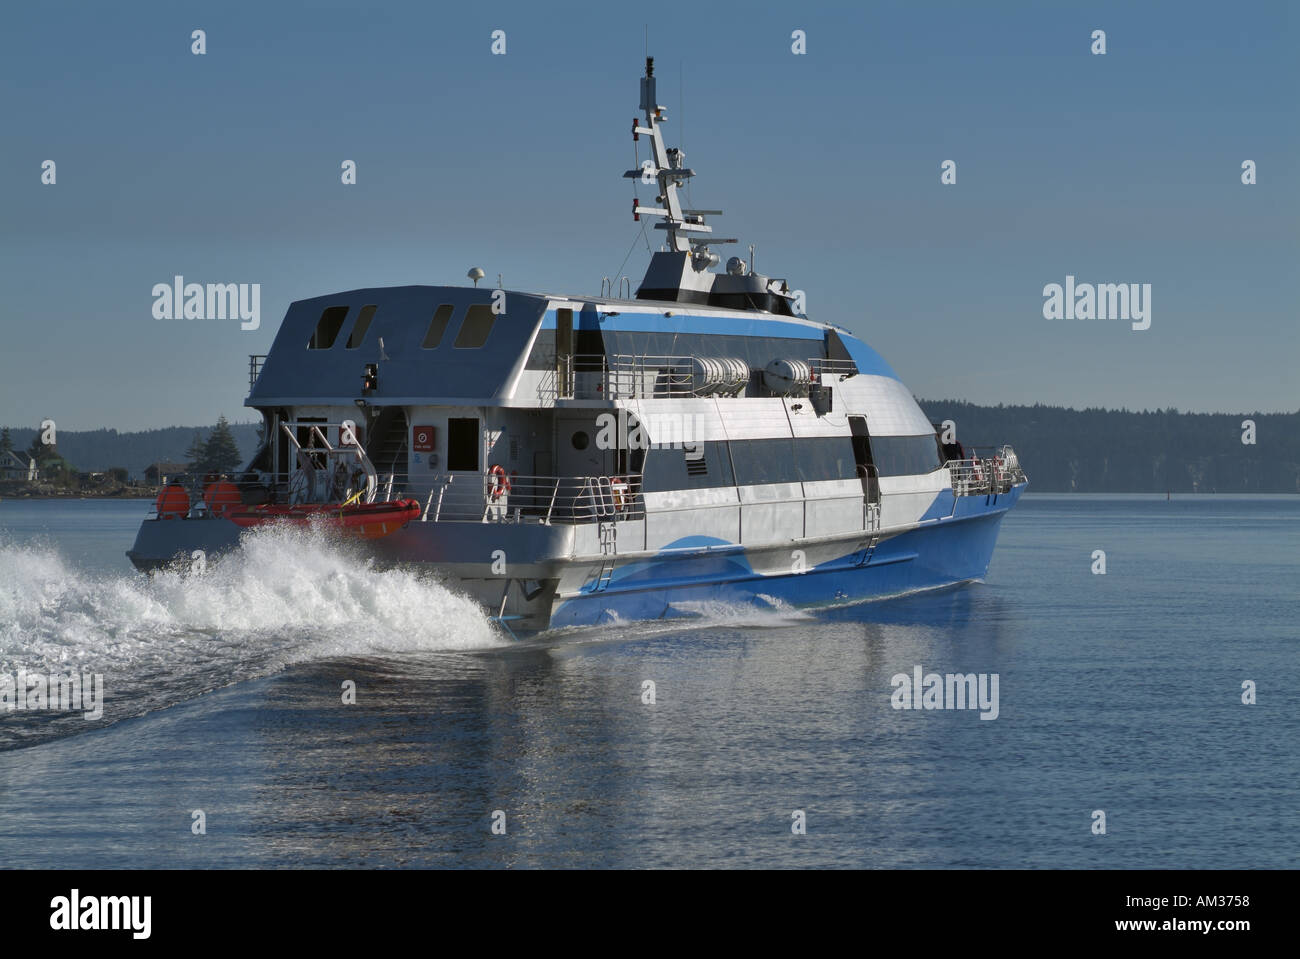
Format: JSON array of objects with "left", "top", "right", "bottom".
[
  {"left": 918, "top": 400, "right": 1300, "bottom": 493},
  {"left": 1, "top": 417, "right": 258, "bottom": 482}
]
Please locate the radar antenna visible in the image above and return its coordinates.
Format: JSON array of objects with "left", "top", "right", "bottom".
[{"left": 624, "top": 56, "right": 734, "bottom": 265}]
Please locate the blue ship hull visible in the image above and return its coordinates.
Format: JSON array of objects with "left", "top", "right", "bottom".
[{"left": 548, "top": 484, "right": 1024, "bottom": 629}]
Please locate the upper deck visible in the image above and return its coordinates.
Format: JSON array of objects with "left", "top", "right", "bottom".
[{"left": 246, "top": 284, "right": 902, "bottom": 409}]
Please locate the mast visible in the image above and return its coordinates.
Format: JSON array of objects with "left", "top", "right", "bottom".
[
  {"left": 625, "top": 57, "right": 730, "bottom": 264},
  {"left": 624, "top": 56, "right": 796, "bottom": 314}
]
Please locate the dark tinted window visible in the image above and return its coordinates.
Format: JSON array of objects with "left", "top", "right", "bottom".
[
  {"left": 422, "top": 304, "right": 454, "bottom": 349},
  {"left": 871, "top": 434, "right": 943, "bottom": 476},
  {"left": 729, "top": 437, "right": 858, "bottom": 485},
  {"left": 346, "top": 304, "right": 376, "bottom": 349},
  {"left": 730, "top": 438, "right": 800, "bottom": 485},
  {"left": 309, "top": 306, "right": 349, "bottom": 349},
  {"left": 602, "top": 330, "right": 819, "bottom": 369},
  {"left": 794, "top": 436, "right": 859, "bottom": 482},
  {"left": 454, "top": 304, "right": 496, "bottom": 349},
  {"left": 573, "top": 328, "right": 605, "bottom": 371},
  {"left": 640, "top": 434, "right": 933, "bottom": 489},
  {"left": 641, "top": 441, "right": 734, "bottom": 492},
  {"left": 525, "top": 328, "right": 557, "bottom": 369}
]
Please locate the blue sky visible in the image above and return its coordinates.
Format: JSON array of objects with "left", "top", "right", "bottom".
[{"left": 2, "top": 0, "right": 1296, "bottom": 429}]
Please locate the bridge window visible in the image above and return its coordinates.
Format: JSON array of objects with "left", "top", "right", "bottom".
[
  {"left": 345, "top": 305, "right": 377, "bottom": 349},
  {"left": 454, "top": 304, "right": 496, "bottom": 349},
  {"left": 422, "top": 304, "right": 455, "bottom": 349},
  {"left": 308, "top": 306, "right": 349, "bottom": 349}
]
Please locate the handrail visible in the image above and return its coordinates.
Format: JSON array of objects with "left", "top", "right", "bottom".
[
  {"left": 248, "top": 354, "right": 266, "bottom": 391},
  {"left": 945, "top": 445, "right": 1026, "bottom": 496},
  {"left": 416, "top": 472, "right": 645, "bottom": 525},
  {"left": 143, "top": 451, "right": 1024, "bottom": 531},
  {"left": 809, "top": 357, "right": 859, "bottom": 381},
  {"left": 546, "top": 353, "right": 751, "bottom": 400}
]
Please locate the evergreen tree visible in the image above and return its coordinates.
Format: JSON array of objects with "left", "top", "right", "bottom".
[
  {"left": 183, "top": 430, "right": 206, "bottom": 472},
  {"left": 0, "top": 427, "right": 11, "bottom": 454},
  {"left": 200, "top": 416, "right": 243, "bottom": 474},
  {"left": 27, "top": 432, "right": 54, "bottom": 466}
]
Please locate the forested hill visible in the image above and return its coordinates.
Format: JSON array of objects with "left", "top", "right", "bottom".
[
  {"left": 2, "top": 424, "right": 261, "bottom": 479},
  {"left": 918, "top": 401, "right": 1300, "bottom": 493}
]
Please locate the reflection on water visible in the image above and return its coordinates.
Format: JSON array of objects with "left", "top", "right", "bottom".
[{"left": 0, "top": 496, "right": 1296, "bottom": 867}]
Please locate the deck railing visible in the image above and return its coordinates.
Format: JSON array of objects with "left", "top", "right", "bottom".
[
  {"left": 549, "top": 354, "right": 736, "bottom": 400},
  {"left": 144, "top": 468, "right": 645, "bottom": 525},
  {"left": 808, "top": 357, "right": 859, "bottom": 382},
  {"left": 945, "top": 445, "right": 1026, "bottom": 496},
  {"left": 422, "top": 473, "right": 644, "bottom": 524},
  {"left": 248, "top": 354, "right": 266, "bottom": 391},
  {"left": 145, "top": 453, "right": 1022, "bottom": 528},
  {"left": 541, "top": 353, "right": 862, "bottom": 401}
]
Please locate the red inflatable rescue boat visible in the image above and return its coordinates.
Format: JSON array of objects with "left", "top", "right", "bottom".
[{"left": 226, "top": 498, "right": 421, "bottom": 539}]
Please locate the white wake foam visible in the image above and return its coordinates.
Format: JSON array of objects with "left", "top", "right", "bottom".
[{"left": 0, "top": 524, "right": 502, "bottom": 746}]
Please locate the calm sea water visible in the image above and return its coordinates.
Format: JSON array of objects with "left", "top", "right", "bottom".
[{"left": 0, "top": 495, "right": 1295, "bottom": 868}]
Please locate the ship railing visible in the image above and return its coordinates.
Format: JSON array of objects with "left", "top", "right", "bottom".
[
  {"left": 422, "top": 472, "right": 645, "bottom": 525},
  {"left": 549, "top": 353, "right": 610, "bottom": 400},
  {"left": 546, "top": 354, "right": 748, "bottom": 400},
  {"left": 248, "top": 354, "right": 266, "bottom": 391},
  {"left": 945, "top": 445, "right": 1026, "bottom": 496},
  {"left": 144, "top": 468, "right": 285, "bottom": 519},
  {"left": 144, "top": 463, "right": 387, "bottom": 519},
  {"left": 808, "top": 357, "right": 859, "bottom": 382},
  {"left": 143, "top": 471, "right": 208, "bottom": 518},
  {"left": 606, "top": 354, "right": 698, "bottom": 398},
  {"left": 143, "top": 469, "right": 645, "bottom": 525}
]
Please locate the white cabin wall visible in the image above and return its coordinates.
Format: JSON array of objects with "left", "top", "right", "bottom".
[{"left": 834, "top": 374, "right": 934, "bottom": 436}]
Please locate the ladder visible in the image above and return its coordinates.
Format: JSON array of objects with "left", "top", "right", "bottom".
[
  {"left": 853, "top": 535, "right": 880, "bottom": 568},
  {"left": 593, "top": 521, "right": 618, "bottom": 591}
]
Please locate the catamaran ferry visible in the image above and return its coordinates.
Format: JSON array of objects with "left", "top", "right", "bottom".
[{"left": 128, "top": 57, "right": 1027, "bottom": 635}]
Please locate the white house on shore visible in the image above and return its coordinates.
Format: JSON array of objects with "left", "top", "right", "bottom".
[{"left": 0, "top": 450, "right": 39, "bottom": 482}]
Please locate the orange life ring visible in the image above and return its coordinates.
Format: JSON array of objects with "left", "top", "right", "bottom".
[{"left": 488, "top": 464, "right": 511, "bottom": 502}]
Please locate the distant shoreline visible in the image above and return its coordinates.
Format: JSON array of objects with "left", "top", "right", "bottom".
[{"left": 0, "top": 488, "right": 152, "bottom": 501}]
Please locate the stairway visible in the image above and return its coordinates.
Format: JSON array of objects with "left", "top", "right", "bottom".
[{"left": 366, "top": 409, "right": 409, "bottom": 489}]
